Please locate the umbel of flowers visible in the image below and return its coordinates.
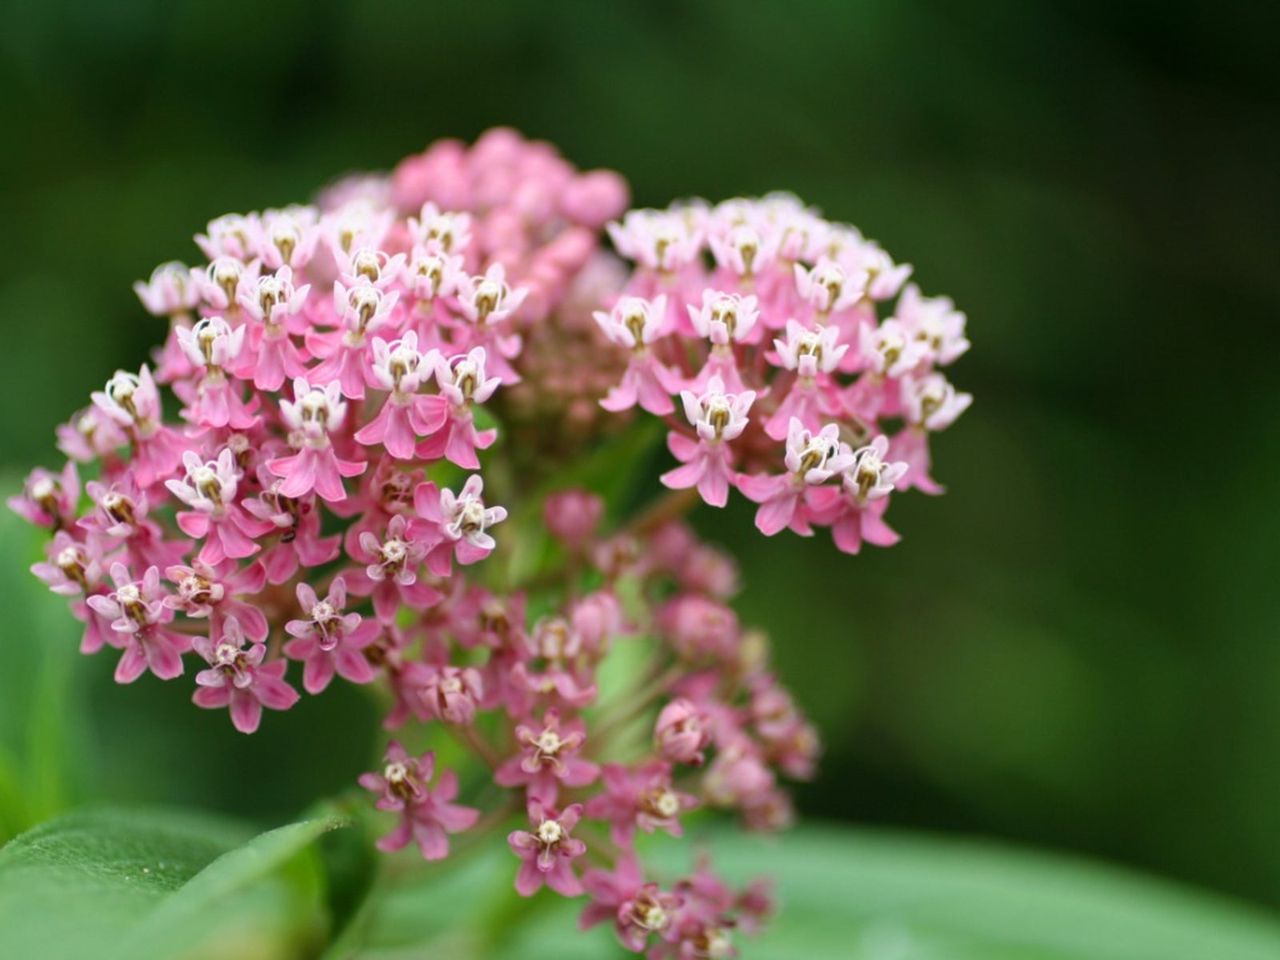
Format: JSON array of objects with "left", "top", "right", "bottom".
[{"left": 13, "top": 128, "right": 970, "bottom": 956}]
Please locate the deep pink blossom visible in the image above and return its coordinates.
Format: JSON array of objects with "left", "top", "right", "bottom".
[
  {"left": 9, "top": 462, "right": 79, "bottom": 530},
  {"left": 282, "top": 577, "right": 380, "bottom": 693},
  {"left": 660, "top": 376, "right": 755, "bottom": 508},
  {"left": 655, "top": 698, "right": 712, "bottom": 766},
  {"left": 359, "top": 743, "right": 480, "bottom": 861},
  {"left": 164, "top": 558, "right": 268, "bottom": 643},
  {"left": 586, "top": 761, "right": 698, "bottom": 845},
  {"left": 495, "top": 708, "right": 599, "bottom": 804},
  {"left": 581, "top": 855, "right": 682, "bottom": 953},
  {"left": 192, "top": 616, "right": 299, "bottom": 733},
  {"left": 412, "top": 475, "right": 506, "bottom": 576},
  {"left": 508, "top": 801, "right": 586, "bottom": 897}
]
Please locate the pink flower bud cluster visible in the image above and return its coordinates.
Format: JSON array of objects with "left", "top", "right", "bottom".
[
  {"left": 13, "top": 131, "right": 971, "bottom": 956},
  {"left": 598, "top": 196, "right": 973, "bottom": 552}
]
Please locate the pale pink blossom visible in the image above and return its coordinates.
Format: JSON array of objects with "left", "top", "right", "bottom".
[
  {"left": 166, "top": 449, "right": 268, "bottom": 564},
  {"left": 86, "top": 563, "right": 190, "bottom": 683},
  {"left": 268, "top": 377, "right": 367, "bottom": 503}
]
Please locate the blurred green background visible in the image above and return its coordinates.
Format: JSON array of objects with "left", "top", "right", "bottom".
[{"left": 1, "top": 0, "right": 1277, "bottom": 914}]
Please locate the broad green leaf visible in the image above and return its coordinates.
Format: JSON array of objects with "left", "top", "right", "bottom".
[
  {"left": 0, "top": 806, "right": 350, "bottom": 960},
  {"left": 346, "top": 825, "right": 1280, "bottom": 960}
]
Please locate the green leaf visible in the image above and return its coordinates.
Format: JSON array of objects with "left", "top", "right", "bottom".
[
  {"left": 0, "top": 806, "right": 350, "bottom": 960},
  {"left": 346, "top": 825, "right": 1280, "bottom": 960},
  {"left": 0, "top": 480, "right": 88, "bottom": 836}
]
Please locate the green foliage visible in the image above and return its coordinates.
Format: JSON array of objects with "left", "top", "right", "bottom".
[
  {"left": 0, "top": 487, "right": 88, "bottom": 838},
  {"left": 300, "top": 826, "right": 1280, "bottom": 960},
  {"left": 0, "top": 807, "right": 346, "bottom": 960}
]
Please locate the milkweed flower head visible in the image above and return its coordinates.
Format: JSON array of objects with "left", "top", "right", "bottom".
[{"left": 16, "top": 128, "right": 972, "bottom": 956}]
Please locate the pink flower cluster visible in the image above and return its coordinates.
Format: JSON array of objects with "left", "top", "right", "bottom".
[
  {"left": 14, "top": 130, "right": 972, "bottom": 956},
  {"left": 598, "top": 196, "right": 972, "bottom": 553}
]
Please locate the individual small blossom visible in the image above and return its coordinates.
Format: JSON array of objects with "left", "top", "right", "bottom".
[
  {"left": 307, "top": 280, "right": 401, "bottom": 399},
  {"left": 269, "top": 377, "right": 367, "bottom": 503},
  {"left": 86, "top": 563, "right": 190, "bottom": 683},
  {"left": 587, "top": 761, "right": 698, "bottom": 846},
  {"left": 891, "top": 373, "right": 972, "bottom": 494},
  {"left": 166, "top": 449, "right": 268, "bottom": 564},
  {"left": 809, "top": 435, "right": 908, "bottom": 554},
  {"left": 687, "top": 290, "right": 761, "bottom": 347},
  {"left": 164, "top": 558, "right": 268, "bottom": 643},
  {"left": 568, "top": 590, "right": 625, "bottom": 654},
  {"left": 355, "top": 332, "right": 442, "bottom": 459},
  {"left": 321, "top": 199, "right": 395, "bottom": 259},
  {"left": 595, "top": 295, "right": 683, "bottom": 415},
  {"left": 738, "top": 420, "right": 854, "bottom": 536},
  {"left": 192, "top": 616, "right": 299, "bottom": 733},
  {"left": 765, "top": 320, "right": 848, "bottom": 439},
  {"left": 843, "top": 238, "right": 912, "bottom": 301},
  {"left": 8, "top": 462, "right": 79, "bottom": 530},
  {"left": 235, "top": 267, "right": 312, "bottom": 390},
  {"left": 902, "top": 371, "right": 972, "bottom": 432},
  {"left": 495, "top": 708, "right": 599, "bottom": 804},
  {"left": 347, "top": 514, "right": 436, "bottom": 623},
  {"left": 195, "top": 213, "right": 255, "bottom": 261},
  {"left": 413, "top": 475, "right": 507, "bottom": 576},
  {"left": 79, "top": 477, "right": 187, "bottom": 570},
  {"left": 413, "top": 348, "right": 500, "bottom": 468},
  {"left": 543, "top": 489, "right": 604, "bottom": 550},
  {"left": 858, "top": 318, "right": 928, "bottom": 380},
  {"left": 702, "top": 742, "right": 776, "bottom": 812},
  {"left": 252, "top": 206, "right": 321, "bottom": 271},
  {"left": 509, "top": 616, "right": 598, "bottom": 711},
  {"left": 409, "top": 663, "right": 484, "bottom": 725},
  {"left": 242, "top": 471, "right": 342, "bottom": 583},
  {"left": 454, "top": 264, "right": 526, "bottom": 383},
  {"left": 55, "top": 404, "right": 128, "bottom": 463},
  {"left": 607, "top": 209, "right": 703, "bottom": 273},
  {"left": 196, "top": 255, "right": 260, "bottom": 312},
  {"left": 793, "top": 257, "right": 866, "bottom": 316},
  {"left": 896, "top": 283, "right": 970, "bottom": 365},
  {"left": 659, "top": 594, "right": 741, "bottom": 661},
  {"left": 283, "top": 578, "right": 379, "bottom": 694},
  {"left": 31, "top": 531, "right": 101, "bottom": 597},
  {"left": 407, "top": 202, "right": 472, "bottom": 255},
  {"left": 581, "top": 855, "right": 683, "bottom": 953},
  {"left": 660, "top": 376, "right": 756, "bottom": 508},
  {"left": 402, "top": 246, "right": 464, "bottom": 309},
  {"left": 655, "top": 698, "right": 712, "bottom": 766},
  {"left": 133, "top": 261, "right": 199, "bottom": 316},
  {"left": 359, "top": 743, "right": 479, "bottom": 860},
  {"left": 91, "top": 367, "right": 184, "bottom": 486},
  {"left": 336, "top": 245, "right": 406, "bottom": 290},
  {"left": 771, "top": 319, "right": 848, "bottom": 379},
  {"left": 173, "top": 316, "right": 257, "bottom": 429},
  {"left": 708, "top": 220, "right": 778, "bottom": 281},
  {"left": 456, "top": 262, "right": 527, "bottom": 326},
  {"left": 508, "top": 801, "right": 587, "bottom": 897}
]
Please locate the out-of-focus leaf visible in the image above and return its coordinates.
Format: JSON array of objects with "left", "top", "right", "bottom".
[
  {"left": 347, "top": 825, "right": 1280, "bottom": 960},
  {"left": 0, "top": 480, "right": 87, "bottom": 837},
  {"left": 0, "top": 807, "right": 350, "bottom": 960}
]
